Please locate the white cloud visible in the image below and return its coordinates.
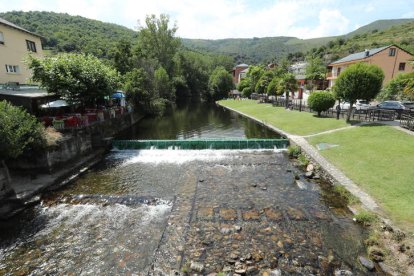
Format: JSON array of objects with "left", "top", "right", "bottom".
[{"left": 1, "top": 0, "right": 409, "bottom": 39}]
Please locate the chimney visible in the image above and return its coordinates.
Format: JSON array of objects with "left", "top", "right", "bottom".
[{"left": 365, "top": 49, "right": 369, "bottom": 57}]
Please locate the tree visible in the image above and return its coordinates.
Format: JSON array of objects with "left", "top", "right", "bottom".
[
  {"left": 111, "top": 39, "right": 133, "bottom": 75},
  {"left": 0, "top": 101, "right": 46, "bottom": 191},
  {"left": 154, "top": 66, "right": 175, "bottom": 102},
  {"left": 267, "top": 77, "right": 283, "bottom": 96},
  {"left": 207, "top": 66, "right": 234, "bottom": 101},
  {"left": 333, "top": 63, "right": 384, "bottom": 122},
  {"left": 307, "top": 91, "right": 336, "bottom": 116},
  {"left": 305, "top": 56, "right": 326, "bottom": 91},
  {"left": 247, "top": 66, "right": 264, "bottom": 93},
  {"left": 136, "top": 14, "right": 181, "bottom": 73},
  {"left": 255, "top": 71, "right": 274, "bottom": 94},
  {"left": 28, "top": 53, "right": 120, "bottom": 107},
  {"left": 377, "top": 72, "right": 414, "bottom": 101},
  {"left": 277, "top": 73, "right": 298, "bottom": 108}
]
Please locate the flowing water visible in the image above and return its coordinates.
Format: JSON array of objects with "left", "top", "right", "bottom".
[{"left": 0, "top": 102, "right": 371, "bottom": 275}]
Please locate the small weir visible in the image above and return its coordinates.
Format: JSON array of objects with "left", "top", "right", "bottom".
[{"left": 112, "top": 138, "right": 289, "bottom": 150}]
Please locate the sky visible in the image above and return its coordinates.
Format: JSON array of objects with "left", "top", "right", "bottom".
[{"left": 1, "top": 0, "right": 414, "bottom": 39}]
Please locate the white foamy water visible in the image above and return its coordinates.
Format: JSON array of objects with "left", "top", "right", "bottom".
[{"left": 116, "top": 149, "right": 285, "bottom": 165}]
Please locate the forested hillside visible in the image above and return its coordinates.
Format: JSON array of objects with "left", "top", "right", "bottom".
[
  {"left": 0, "top": 11, "right": 138, "bottom": 58},
  {"left": 1, "top": 11, "right": 413, "bottom": 65},
  {"left": 307, "top": 21, "right": 414, "bottom": 64}
]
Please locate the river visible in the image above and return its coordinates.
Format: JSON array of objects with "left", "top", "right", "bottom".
[{"left": 0, "top": 102, "right": 370, "bottom": 275}]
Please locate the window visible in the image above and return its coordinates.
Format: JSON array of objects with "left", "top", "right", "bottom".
[
  {"left": 399, "top": 62, "right": 406, "bottom": 71},
  {"left": 26, "top": 40, "right": 37, "bottom": 52},
  {"left": 389, "top": 48, "right": 396, "bottom": 56},
  {"left": 337, "top": 67, "right": 341, "bottom": 76},
  {"left": 0, "top": 32, "right": 4, "bottom": 45},
  {"left": 5, "top": 65, "right": 20, "bottom": 73}
]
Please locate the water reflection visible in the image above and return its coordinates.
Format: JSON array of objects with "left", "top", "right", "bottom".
[{"left": 117, "top": 101, "right": 280, "bottom": 140}]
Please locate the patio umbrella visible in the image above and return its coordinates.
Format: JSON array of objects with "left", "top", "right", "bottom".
[{"left": 41, "top": 99, "right": 69, "bottom": 108}]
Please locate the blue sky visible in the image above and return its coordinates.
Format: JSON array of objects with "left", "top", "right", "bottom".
[{"left": 1, "top": 0, "right": 414, "bottom": 39}]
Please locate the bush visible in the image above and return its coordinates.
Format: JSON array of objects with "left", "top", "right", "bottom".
[
  {"left": 307, "top": 91, "right": 336, "bottom": 116},
  {"left": 287, "top": 145, "right": 301, "bottom": 158},
  {"left": 354, "top": 210, "right": 378, "bottom": 226},
  {"left": 0, "top": 101, "right": 45, "bottom": 161}
]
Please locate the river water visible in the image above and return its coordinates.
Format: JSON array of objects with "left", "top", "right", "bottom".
[{"left": 0, "top": 102, "right": 370, "bottom": 275}]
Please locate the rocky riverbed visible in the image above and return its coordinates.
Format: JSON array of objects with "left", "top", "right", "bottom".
[{"left": 0, "top": 149, "right": 374, "bottom": 275}]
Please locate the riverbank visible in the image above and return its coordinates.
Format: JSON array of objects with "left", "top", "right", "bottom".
[
  {"left": 218, "top": 99, "right": 414, "bottom": 274},
  {"left": 0, "top": 111, "right": 145, "bottom": 219}
]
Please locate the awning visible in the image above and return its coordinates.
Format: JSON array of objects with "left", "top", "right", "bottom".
[
  {"left": 40, "top": 99, "right": 69, "bottom": 108},
  {"left": 111, "top": 91, "right": 126, "bottom": 99}
]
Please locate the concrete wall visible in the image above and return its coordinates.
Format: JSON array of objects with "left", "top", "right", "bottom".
[
  {"left": 0, "top": 23, "right": 43, "bottom": 84},
  {"left": 8, "top": 112, "right": 143, "bottom": 173}
]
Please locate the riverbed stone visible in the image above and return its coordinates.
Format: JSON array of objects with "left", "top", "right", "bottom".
[
  {"left": 220, "top": 208, "right": 238, "bottom": 220},
  {"left": 305, "top": 171, "right": 314, "bottom": 178},
  {"left": 242, "top": 210, "right": 260, "bottom": 221},
  {"left": 359, "top": 256, "right": 374, "bottom": 271},
  {"left": 190, "top": 261, "right": 204, "bottom": 272},
  {"left": 286, "top": 207, "right": 306, "bottom": 220},
  {"left": 306, "top": 164, "right": 314, "bottom": 172},
  {"left": 264, "top": 208, "right": 283, "bottom": 221},
  {"left": 198, "top": 207, "right": 214, "bottom": 220}
]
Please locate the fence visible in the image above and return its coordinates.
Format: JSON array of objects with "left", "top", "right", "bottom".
[
  {"left": 400, "top": 113, "right": 414, "bottom": 131},
  {"left": 271, "top": 99, "right": 410, "bottom": 122}
]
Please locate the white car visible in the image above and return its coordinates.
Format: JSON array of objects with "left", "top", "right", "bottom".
[{"left": 335, "top": 100, "right": 372, "bottom": 110}]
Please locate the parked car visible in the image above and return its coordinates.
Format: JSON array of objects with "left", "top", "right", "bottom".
[
  {"left": 402, "top": 101, "right": 414, "bottom": 110},
  {"left": 355, "top": 100, "right": 373, "bottom": 111},
  {"left": 334, "top": 100, "right": 372, "bottom": 111},
  {"left": 377, "top": 101, "right": 410, "bottom": 118}
]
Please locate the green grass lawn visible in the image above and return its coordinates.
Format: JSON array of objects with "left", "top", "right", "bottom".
[
  {"left": 219, "top": 100, "right": 349, "bottom": 136},
  {"left": 308, "top": 125, "right": 414, "bottom": 230}
]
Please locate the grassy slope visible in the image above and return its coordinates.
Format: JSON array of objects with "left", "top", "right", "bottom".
[
  {"left": 219, "top": 100, "right": 348, "bottom": 136},
  {"left": 307, "top": 125, "right": 414, "bottom": 229}
]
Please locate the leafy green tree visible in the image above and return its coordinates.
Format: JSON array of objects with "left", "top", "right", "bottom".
[
  {"left": 111, "top": 39, "right": 133, "bottom": 75},
  {"left": 377, "top": 72, "right": 414, "bottom": 101},
  {"left": 255, "top": 71, "right": 274, "bottom": 94},
  {"left": 0, "top": 101, "right": 45, "bottom": 162},
  {"left": 247, "top": 66, "right": 264, "bottom": 93},
  {"left": 267, "top": 77, "right": 283, "bottom": 96},
  {"left": 305, "top": 56, "right": 326, "bottom": 91},
  {"left": 307, "top": 91, "right": 336, "bottom": 116},
  {"left": 333, "top": 63, "right": 384, "bottom": 122},
  {"left": 207, "top": 66, "right": 234, "bottom": 101},
  {"left": 136, "top": 14, "right": 181, "bottom": 73},
  {"left": 173, "top": 51, "right": 209, "bottom": 100},
  {"left": 28, "top": 53, "right": 120, "bottom": 107},
  {"left": 154, "top": 66, "right": 175, "bottom": 102},
  {"left": 277, "top": 73, "right": 298, "bottom": 108}
]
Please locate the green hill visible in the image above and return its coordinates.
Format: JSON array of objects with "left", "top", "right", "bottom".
[
  {"left": 310, "top": 21, "right": 414, "bottom": 64},
  {"left": 0, "top": 11, "right": 138, "bottom": 58},
  {"left": 344, "top": 19, "right": 414, "bottom": 38},
  {"left": 1, "top": 11, "right": 413, "bottom": 64}
]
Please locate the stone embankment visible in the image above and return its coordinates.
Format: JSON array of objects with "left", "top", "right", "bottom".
[{"left": 0, "top": 112, "right": 143, "bottom": 219}]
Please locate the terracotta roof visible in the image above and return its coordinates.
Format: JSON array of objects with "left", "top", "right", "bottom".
[
  {"left": 329, "top": 45, "right": 390, "bottom": 65},
  {"left": 0, "top": 17, "right": 43, "bottom": 38}
]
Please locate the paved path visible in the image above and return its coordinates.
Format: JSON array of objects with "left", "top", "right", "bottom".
[{"left": 217, "top": 104, "right": 414, "bottom": 214}]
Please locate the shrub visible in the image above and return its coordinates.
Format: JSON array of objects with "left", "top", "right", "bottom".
[
  {"left": 287, "top": 145, "right": 301, "bottom": 158},
  {"left": 307, "top": 91, "right": 335, "bottom": 116},
  {"left": 297, "top": 153, "right": 309, "bottom": 167},
  {"left": 0, "top": 101, "right": 45, "bottom": 161},
  {"left": 333, "top": 185, "right": 359, "bottom": 205},
  {"left": 354, "top": 210, "right": 378, "bottom": 226}
]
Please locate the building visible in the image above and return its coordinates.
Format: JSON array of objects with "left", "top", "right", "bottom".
[
  {"left": 0, "top": 17, "right": 44, "bottom": 85},
  {"left": 327, "top": 45, "right": 414, "bottom": 88},
  {"left": 232, "top": 63, "right": 249, "bottom": 84}
]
